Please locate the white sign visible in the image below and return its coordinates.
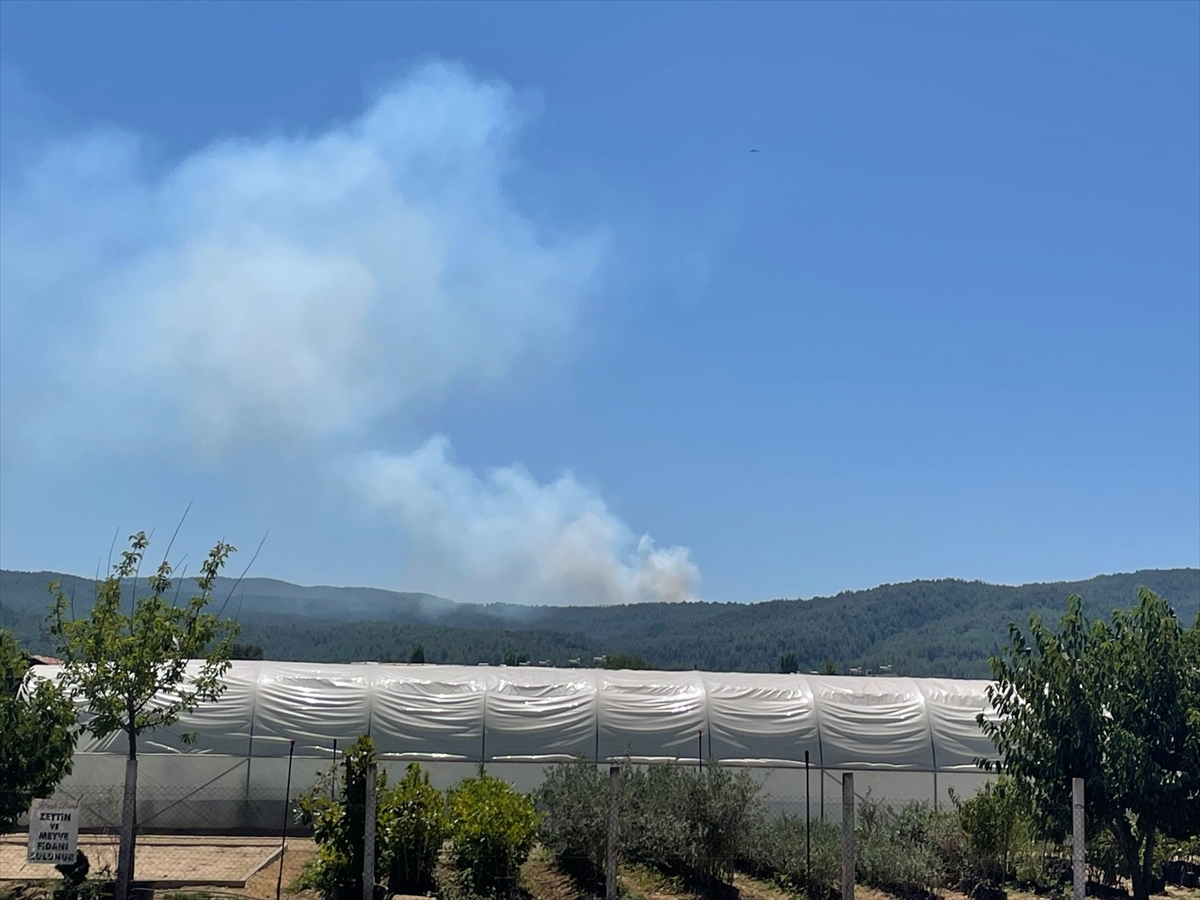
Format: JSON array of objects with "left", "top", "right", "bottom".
[{"left": 26, "top": 798, "right": 79, "bottom": 865}]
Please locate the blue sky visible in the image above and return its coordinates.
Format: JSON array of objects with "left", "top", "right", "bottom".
[{"left": 1, "top": 1, "right": 1197, "bottom": 605}]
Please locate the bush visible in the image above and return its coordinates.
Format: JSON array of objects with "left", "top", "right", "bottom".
[
  {"left": 740, "top": 813, "right": 840, "bottom": 897},
  {"left": 448, "top": 771, "right": 540, "bottom": 897},
  {"left": 536, "top": 762, "right": 611, "bottom": 887},
  {"left": 855, "top": 796, "right": 946, "bottom": 897},
  {"left": 951, "top": 777, "right": 1029, "bottom": 888},
  {"left": 380, "top": 763, "right": 450, "bottom": 893},
  {"left": 295, "top": 737, "right": 448, "bottom": 897},
  {"left": 623, "top": 764, "right": 764, "bottom": 888}
]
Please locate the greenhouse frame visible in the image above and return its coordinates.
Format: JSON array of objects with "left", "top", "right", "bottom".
[{"left": 35, "top": 662, "right": 1002, "bottom": 832}]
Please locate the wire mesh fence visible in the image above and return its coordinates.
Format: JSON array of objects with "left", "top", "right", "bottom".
[
  {"left": 3, "top": 756, "right": 973, "bottom": 890},
  {"left": 1, "top": 783, "right": 309, "bottom": 890}
]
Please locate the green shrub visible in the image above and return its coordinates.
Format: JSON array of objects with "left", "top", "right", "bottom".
[
  {"left": 622, "top": 764, "right": 764, "bottom": 889},
  {"left": 448, "top": 772, "right": 540, "bottom": 897},
  {"left": 379, "top": 763, "right": 450, "bottom": 893},
  {"left": 951, "top": 777, "right": 1029, "bottom": 888},
  {"left": 740, "top": 813, "right": 840, "bottom": 897},
  {"left": 295, "top": 737, "right": 448, "bottom": 897},
  {"left": 855, "top": 796, "right": 946, "bottom": 896},
  {"left": 295, "top": 736, "right": 374, "bottom": 897},
  {"left": 536, "top": 762, "right": 611, "bottom": 887}
]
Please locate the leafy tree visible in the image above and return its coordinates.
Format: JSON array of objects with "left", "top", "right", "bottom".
[
  {"left": 1, "top": 630, "right": 77, "bottom": 832},
  {"left": 231, "top": 642, "right": 264, "bottom": 660},
  {"left": 409, "top": 642, "right": 426, "bottom": 664},
  {"left": 49, "top": 531, "right": 239, "bottom": 899},
  {"left": 297, "top": 736, "right": 448, "bottom": 896},
  {"left": 779, "top": 651, "right": 799, "bottom": 674},
  {"left": 820, "top": 660, "right": 839, "bottom": 675},
  {"left": 980, "top": 590, "right": 1200, "bottom": 900},
  {"left": 447, "top": 772, "right": 539, "bottom": 896},
  {"left": 503, "top": 649, "right": 529, "bottom": 667},
  {"left": 603, "top": 652, "right": 651, "bottom": 670}
]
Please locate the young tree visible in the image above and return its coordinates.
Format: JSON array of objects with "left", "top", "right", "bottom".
[
  {"left": 779, "top": 651, "right": 799, "bottom": 674},
  {"left": 409, "top": 642, "right": 426, "bottom": 664},
  {"left": 0, "top": 630, "right": 77, "bottom": 832},
  {"left": 50, "top": 531, "right": 239, "bottom": 899},
  {"left": 980, "top": 589, "right": 1200, "bottom": 900}
]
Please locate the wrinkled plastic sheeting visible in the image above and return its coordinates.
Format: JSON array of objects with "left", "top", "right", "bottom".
[
  {"left": 808, "top": 676, "right": 934, "bottom": 770},
  {"left": 253, "top": 662, "right": 372, "bottom": 757},
  {"left": 372, "top": 666, "right": 486, "bottom": 760},
  {"left": 597, "top": 670, "right": 706, "bottom": 761},
  {"left": 916, "top": 678, "right": 999, "bottom": 771},
  {"left": 31, "top": 662, "right": 1002, "bottom": 771},
  {"left": 486, "top": 668, "right": 597, "bottom": 760},
  {"left": 702, "top": 673, "right": 819, "bottom": 765}
]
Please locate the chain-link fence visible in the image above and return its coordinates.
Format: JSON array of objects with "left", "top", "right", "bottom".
[
  {"left": 1, "top": 779, "right": 312, "bottom": 891},
  {"left": 4, "top": 755, "right": 978, "bottom": 890}
]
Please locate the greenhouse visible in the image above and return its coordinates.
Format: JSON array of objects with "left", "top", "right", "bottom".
[{"left": 36, "top": 662, "right": 1001, "bottom": 832}]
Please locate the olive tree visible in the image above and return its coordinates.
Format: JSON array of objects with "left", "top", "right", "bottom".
[
  {"left": 50, "top": 531, "right": 239, "bottom": 899},
  {"left": 0, "top": 629, "right": 77, "bottom": 832},
  {"left": 980, "top": 589, "right": 1200, "bottom": 900}
]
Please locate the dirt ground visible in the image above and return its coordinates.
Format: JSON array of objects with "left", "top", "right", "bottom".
[
  {"left": 1, "top": 835, "right": 282, "bottom": 887},
  {"left": 5, "top": 835, "right": 1200, "bottom": 900},
  {"left": 240, "top": 839, "right": 317, "bottom": 899}
]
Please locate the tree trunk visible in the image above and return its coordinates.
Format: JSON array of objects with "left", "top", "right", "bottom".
[
  {"left": 1132, "top": 827, "right": 1156, "bottom": 900},
  {"left": 1117, "top": 819, "right": 1156, "bottom": 900},
  {"left": 115, "top": 728, "right": 138, "bottom": 900}
]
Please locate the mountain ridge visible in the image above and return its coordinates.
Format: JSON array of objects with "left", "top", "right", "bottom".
[{"left": 3, "top": 567, "right": 1196, "bottom": 678}]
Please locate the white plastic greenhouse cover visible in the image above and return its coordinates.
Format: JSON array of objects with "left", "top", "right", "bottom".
[{"left": 39, "top": 662, "right": 1000, "bottom": 771}]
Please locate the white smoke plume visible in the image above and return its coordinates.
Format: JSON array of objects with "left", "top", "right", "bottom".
[
  {"left": 1, "top": 60, "right": 604, "bottom": 449},
  {"left": 0, "top": 60, "right": 702, "bottom": 605},
  {"left": 348, "top": 435, "right": 700, "bottom": 605}
]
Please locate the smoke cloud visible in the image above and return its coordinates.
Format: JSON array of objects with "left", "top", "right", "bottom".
[
  {"left": 1, "top": 60, "right": 604, "bottom": 449},
  {"left": 0, "top": 60, "right": 701, "bottom": 605},
  {"left": 348, "top": 436, "right": 699, "bottom": 605}
]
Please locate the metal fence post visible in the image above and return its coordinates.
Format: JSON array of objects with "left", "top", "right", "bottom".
[
  {"left": 805, "top": 750, "right": 811, "bottom": 883},
  {"left": 1073, "top": 778, "right": 1085, "bottom": 900},
  {"left": 363, "top": 759, "right": 378, "bottom": 900},
  {"left": 841, "top": 772, "right": 855, "bottom": 900},
  {"left": 606, "top": 765, "right": 621, "bottom": 900},
  {"left": 276, "top": 739, "right": 296, "bottom": 900}
]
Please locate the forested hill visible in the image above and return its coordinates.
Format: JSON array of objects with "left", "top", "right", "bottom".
[{"left": 2, "top": 567, "right": 1196, "bottom": 678}]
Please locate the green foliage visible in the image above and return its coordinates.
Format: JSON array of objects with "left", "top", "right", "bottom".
[
  {"left": 53, "top": 850, "right": 93, "bottom": 900},
  {"left": 6, "top": 566, "right": 1195, "bottom": 676},
  {"left": 230, "top": 642, "right": 264, "bottom": 660},
  {"left": 740, "top": 814, "right": 840, "bottom": 896},
  {"left": 603, "top": 652, "right": 650, "bottom": 670},
  {"left": 622, "top": 764, "right": 764, "bottom": 888},
  {"left": 410, "top": 642, "right": 426, "bottom": 664},
  {"left": 0, "top": 629, "right": 77, "bottom": 832},
  {"left": 951, "top": 777, "right": 1030, "bottom": 887},
  {"left": 297, "top": 737, "right": 448, "bottom": 896},
  {"left": 535, "top": 762, "right": 610, "bottom": 887},
  {"left": 503, "top": 649, "right": 529, "bottom": 667},
  {"left": 819, "top": 660, "right": 839, "bottom": 676},
  {"left": 980, "top": 589, "right": 1200, "bottom": 900},
  {"left": 854, "top": 796, "right": 951, "bottom": 895},
  {"left": 48, "top": 531, "right": 239, "bottom": 751},
  {"left": 447, "top": 772, "right": 540, "bottom": 897},
  {"left": 379, "top": 763, "right": 449, "bottom": 893},
  {"left": 779, "top": 652, "right": 799, "bottom": 674}
]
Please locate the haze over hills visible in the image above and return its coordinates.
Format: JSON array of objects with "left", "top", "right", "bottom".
[{"left": 2, "top": 568, "right": 1197, "bottom": 678}]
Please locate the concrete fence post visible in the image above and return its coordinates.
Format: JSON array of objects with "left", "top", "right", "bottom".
[
  {"left": 115, "top": 756, "right": 138, "bottom": 900},
  {"left": 842, "top": 773, "right": 855, "bottom": 900},
  {"left": 363, "top": 760, "right": 377, "bottom": 900},
  {"left": 1073, "top": 778, "right": 1085, "bottom": 900},
  {"left": 606, "top": 765, "right": 621, "bottom": 900}
]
